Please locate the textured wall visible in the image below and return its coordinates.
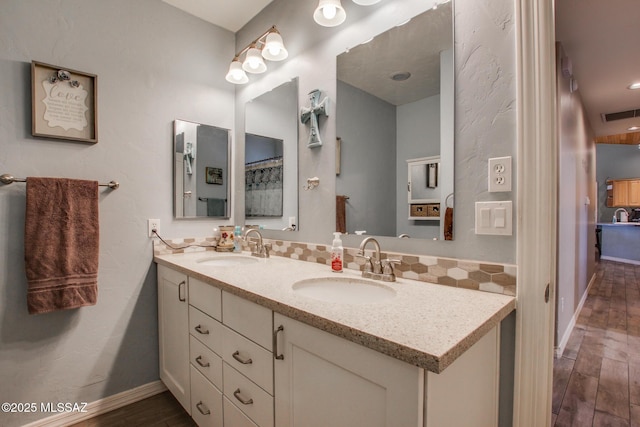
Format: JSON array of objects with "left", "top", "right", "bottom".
[
  {"left": 236, "top": 0, "right": 517, "bottom": 263},
  {"left": 0, "top": 1, "right": 234, "bottom": 425}
]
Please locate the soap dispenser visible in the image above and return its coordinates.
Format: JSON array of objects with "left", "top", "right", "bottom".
[{"left": 331, "top": 232, "right": 343, "bottom": 273}]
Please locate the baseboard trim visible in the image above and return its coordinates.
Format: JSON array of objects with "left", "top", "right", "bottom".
[
  {"left": 554, "top": 273, "right": 596, "bottom": 358},
  {"left": 600, "top": 255, "right": 640, "bottom": 266},
  {"left": 21, "top": 381, "right": 167, "bottom": 427}
]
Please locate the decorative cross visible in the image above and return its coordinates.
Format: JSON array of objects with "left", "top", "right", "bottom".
[{"left": 300, "top": 89, "right": 329, "bottom": 148}]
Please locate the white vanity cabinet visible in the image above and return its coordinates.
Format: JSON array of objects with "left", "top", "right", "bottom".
[
  {"left": 157, "top": 265, "right": 191, "bottom": 413},
  {"left": 158, "top": 263, "right": 503, "bottom": 427},
  {"left": 273, "top": 313, "right": 424, "bottom": 427},
  {"left": 158, "top": 265, "right": 274, "bottom": 427}
]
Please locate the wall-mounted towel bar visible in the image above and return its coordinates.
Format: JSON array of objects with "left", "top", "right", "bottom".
[{"left": 0, "top": 174, "right": 119, "bottom": 189}]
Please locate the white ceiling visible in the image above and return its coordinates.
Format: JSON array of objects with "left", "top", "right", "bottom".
[
  {"left": 338, "top": 4, "right": 452, "bottom": 106},
  {"left": 555, "top": 0, "right": 640, "bottom": 137},
  {"left": 162, "top": 0, "right": 274, "bottom": 32}
]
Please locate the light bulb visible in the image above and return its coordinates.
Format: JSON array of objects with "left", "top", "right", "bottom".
[{"left": 323, "top": 4, "right": 337, "bottom": 19}]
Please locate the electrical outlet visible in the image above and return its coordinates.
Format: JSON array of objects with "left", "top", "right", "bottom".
[
  {"left": 148, "top": 219, "right": 160, "bottom": 237},
  {"left": 288, "top": 216, "right": 296, "bottom": 229},
  {"left": 488, "top": 156, "right": 512, "bottom": 192},
  {"left": 560, "top": 297, "right": 564, "bottom": 312}
]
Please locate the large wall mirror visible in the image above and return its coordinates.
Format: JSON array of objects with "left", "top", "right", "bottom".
[
  {"left": 245, "top": 78, "right": 299, "bottom": 231},
  {"left": 173, "top": 119, "right": 231, "bottom": 219},
  {"left": 336, "top": 3, "right": 454, "bottom": 240}
]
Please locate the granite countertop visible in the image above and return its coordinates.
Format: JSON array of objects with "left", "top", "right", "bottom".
[{"left": 154, "top": 251, "right": 516, "bottom": 373}]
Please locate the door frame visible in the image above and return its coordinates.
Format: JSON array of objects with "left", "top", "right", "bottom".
[{"left": 513, "top": 0, "right": 557, "bottom": 425}]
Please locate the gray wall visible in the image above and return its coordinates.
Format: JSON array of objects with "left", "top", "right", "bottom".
[
  {"left": 0, "top": 1, "right": 234, "bottom": 426},
  {"left": 236, "top": 0, "right": 517, "bottom": 264},
  {"left": 555, "top": 43, "right": 597, "bottom": 350},
  {"left": 396, "top": 94, "right": 441, "bottom": 239},
  {"left": 596, "top": 143, "right": 640, "bottom": 222},
  {"left": 336, "top": 80, "right": 397, "bottom": 236}
]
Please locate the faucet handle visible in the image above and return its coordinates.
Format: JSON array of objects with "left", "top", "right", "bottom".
[
  {"left": 356, "top": 253, "right": 374, "bottom": 273},
  {"left": 262, "top": 243, "right": 272, "bottom": 258},
  {"left": 381, "top": 259, "right": 401, "bottom": 281}
]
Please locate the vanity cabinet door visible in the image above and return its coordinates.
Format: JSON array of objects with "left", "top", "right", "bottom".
[
  {"left": 273, "top": 314, "right": 423, "bottom": 427},
  {"left": 158, "top": 265, "right": 190, "bottom": 413}
]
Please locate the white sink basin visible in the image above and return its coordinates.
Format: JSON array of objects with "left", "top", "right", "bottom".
[
  {"left": 196, "top": 255, "right": 260, "bottom": 267},
  {"left": 292, "top": 277, "right": 396, "bottom": 304}
]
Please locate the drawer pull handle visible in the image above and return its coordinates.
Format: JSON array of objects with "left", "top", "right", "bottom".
[
  {"left": 196, "top": 401, "right": 210, "bottom": 415},
  {"left": 195, "top": 355, "right": 210, "bottom": 368},
  {"left": 178, "top": 281, "right": 186, "bottom": 302},
  {"left": 194, "top": 324, "right": 209, "bottom": 335},
  {"left": 233, "top": 388, "right": 254, "bottom": 405},
  {"left": 273, "top": 325, "right": 284, "bottom": 360},
  {"left": 232, "top": 351, "right": 253, "bottom": 365}
]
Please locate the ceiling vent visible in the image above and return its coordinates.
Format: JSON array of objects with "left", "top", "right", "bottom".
[{"left": 601, "top": 109, "right": 640, "bottom": 123}]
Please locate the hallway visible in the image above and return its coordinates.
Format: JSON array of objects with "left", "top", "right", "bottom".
[{"left": 553, "top": 260, "right": 640, "bottom": 426}]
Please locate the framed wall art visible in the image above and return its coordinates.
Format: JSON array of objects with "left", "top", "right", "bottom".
[
  {"left": 205, "top": 167, "right": 223, "bottom": 185},
  {"left": 31, "top": 61, "right": 98, "bottom": 143}
]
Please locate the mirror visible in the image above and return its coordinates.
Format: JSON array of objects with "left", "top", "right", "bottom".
[
  {"left": 245, "top": 78, "right": 299, "bottom": 230},
  {"left": 173, "top": 119, "right": 231, "bottom": 218},
  {"left": 336, "top": 4, "right": 454, "bottom": 240}
]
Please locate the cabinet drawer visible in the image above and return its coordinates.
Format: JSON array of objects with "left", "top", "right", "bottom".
[
  {"left": 223, "top": 363, "right": 274, "bottom": 427},
  {"left": 223, "top": 397, "right": 258, "bottom": 427},
  {"left": 190, "top": 335, "right": 223, "bottom": 389},
  {"left": 190, "top": 366, "right": 223, "bottom": 427},
  {"left": 222, "top": 325, "right": 273, "bottom": 395},
  {"left": 189, "top": 306, "right": 224, "bottom": 355},
  {"left": 222, "top": 291, "right": 272, "bottom": 349},
  {"left": 189, "top": 277, "right": 222, "bottom": 321}
]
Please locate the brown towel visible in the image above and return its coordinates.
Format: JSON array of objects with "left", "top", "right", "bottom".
[
  {"left": 444, "top": 207, "right": 453, "bottom": 241},
  {"left": 25, "top": 177, "right": 99, "bottom": 314},
  {"left": 336, "top": 195, "right": 348, "bottom": 233}
]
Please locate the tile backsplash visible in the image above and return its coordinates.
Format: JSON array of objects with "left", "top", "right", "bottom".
[{"left": 153, "top": 237, "right": 516, "bottom": 296}]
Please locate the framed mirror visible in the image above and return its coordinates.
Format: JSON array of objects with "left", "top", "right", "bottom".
[
  {"left": 245, "top": 78, "right": 299, "bottom": 231},
  {"left": 336, "top": 3, "right": 454, "bottom": 240},
  {"left": 173, "top": 119, "right": 231, "bottom": 219}
]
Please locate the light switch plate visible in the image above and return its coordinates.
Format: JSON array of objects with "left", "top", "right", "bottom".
[
  {"left": 475, "top": 201, "right": 512, "bottom": 235},
  {"left": 488, "top": 156, "right": 512, "bottom": 192}
]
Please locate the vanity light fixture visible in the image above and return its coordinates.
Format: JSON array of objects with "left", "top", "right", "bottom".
[
  {"left": 628, "top": 126, "right": 640, "bottom": 131},
  {"left": 628, "top": 82, "right": 640, "bottom": 90},
  {"left": 314, "top": 0, "right": 347, "bottom": 27},
  {"left": 225, "top": 25, "right": 288, "bottom": 85}
]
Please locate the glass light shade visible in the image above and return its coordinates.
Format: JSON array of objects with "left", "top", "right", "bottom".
[
  {"left": 314, "top": 0, "right": 346, "bottom": 27},
  {"left": 242, "top": 47, "right": 267, "bottom": 73},
  {"left": 225, "top": 60, "right": 249, "bottom": 84},
  {"left": 352, "top": 0, "right": 381, "bottom": 5},
  {"left": 262, "top": 32, "right": 288, "bottom": 61}
]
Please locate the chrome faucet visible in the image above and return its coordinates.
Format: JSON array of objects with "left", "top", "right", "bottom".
[
  {"left": 244, "top": 229, "right": 271, "bottom": 258},
  {"left": 357, "top": 237, "right": 400, "bottom": 282}
]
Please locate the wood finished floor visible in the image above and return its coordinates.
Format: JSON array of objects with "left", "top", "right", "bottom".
[
  {"left": 68, "top": 391, "right": 195, "bottom": 427},
  {"left": 553, "top": 260, "right": 640, "bottom": 426}
]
